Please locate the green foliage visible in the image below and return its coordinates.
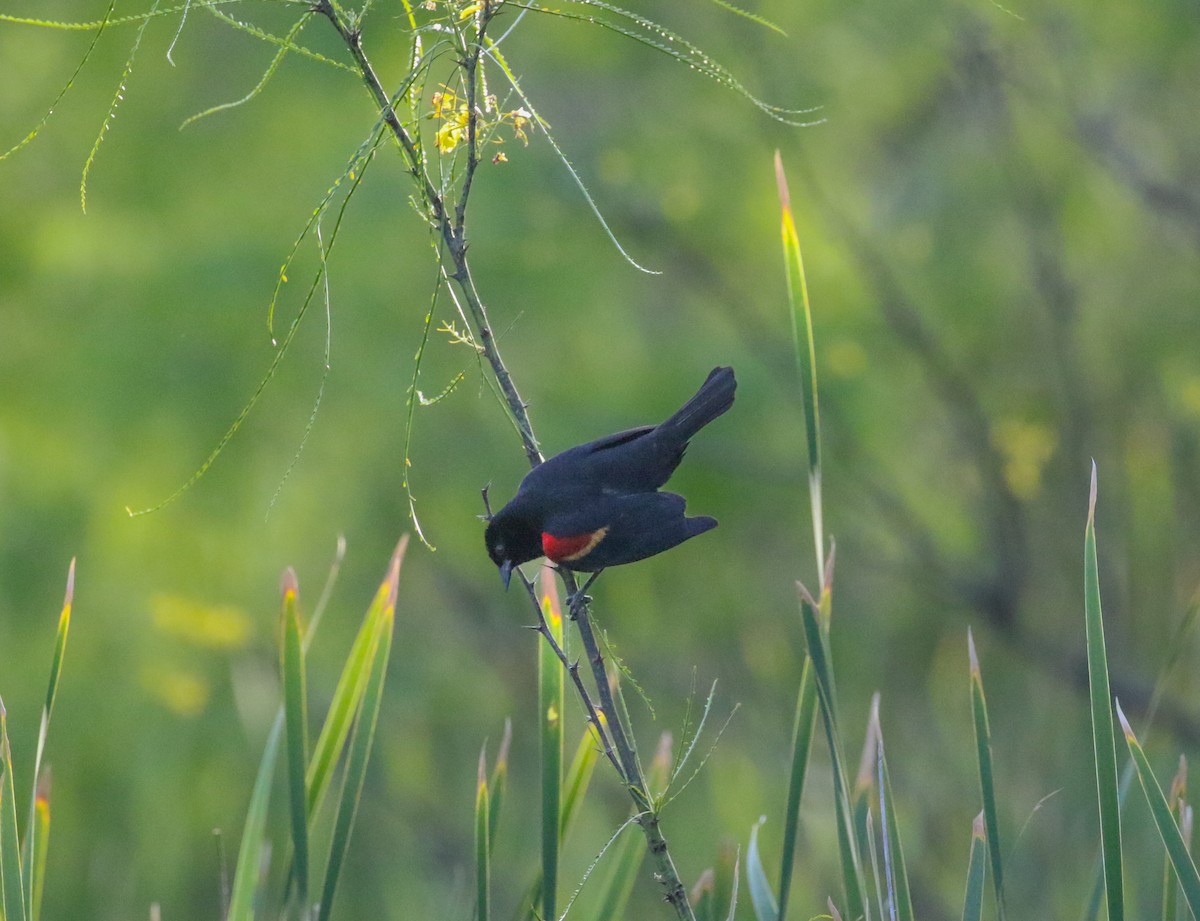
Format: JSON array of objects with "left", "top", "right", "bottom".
[{"left": 2, "top": 0, "right": 1200, "bottom": 919}]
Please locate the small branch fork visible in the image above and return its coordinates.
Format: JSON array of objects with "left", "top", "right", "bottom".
[
  {"left": 314, "top": 0, "right": 541, "bottom": 468},
  {"left": 315, "top": 3, "right": 694, "bottom": 917}
]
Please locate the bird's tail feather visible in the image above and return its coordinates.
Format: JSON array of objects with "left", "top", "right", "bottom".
[{"left": 658, "top": 366, "right": 737, "bottom": 440}]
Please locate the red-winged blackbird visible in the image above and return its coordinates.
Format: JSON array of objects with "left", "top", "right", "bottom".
[{"left": 485, "top": 366, "right": 736, "bottom": 587}]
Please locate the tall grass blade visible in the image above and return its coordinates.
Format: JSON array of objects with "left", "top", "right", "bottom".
[
  {"left": 29, "top": 775, "right": 49, "bottom": 921},
  {"left": 24, "top": 558, "right": 73, "bottom": 915},
  {"left": 307, "top": 536, "right": 409, "bottom": 819},
  {"left": 280, "top": 569, "right": 310, "bottom": 905},
  {"left": 317, "top": 539, "right": 402, "bottom": 921},
  {"left": 1160, "top": 756, "right": 1186, "bottom": 921},
  {"left": 227, "top": 713, "right": 283, "bottom": 921},
  {"left": 777, "top": 657, "right": 817, "bottom": 921},
  {"left": 489, "top": 718, "right": 511, "bottom": 848},
  {"left": 539, "top": 568, "right": 565, "bottom": 921},
  {"left": 775, "top": 151, "right": 824, "bottom": 580},
  {"left": 724, "top": 847, "right": 741, "bottom": 921},
  {"left": 967, "top": 630, "right": 1006, "bottom": 920},
  {"left": 747, "top": 817, "right": 779, "bottom": 921},
  {"left": 961, "top": 813, "right": 987, "bottom": 921},
  {"left": 1116, "top": 702, "right": 1200, "bottom": 919},
  {"left": 1084, "top": 464, "right": 1124, "bottom": 921},
  {"left": 800, "top": 592, "right": 868, "bottom": 920},
  {"left": 522, "top": 719, "right": 603, "bottom": 919},
  {"left": 0, "top": 701, "right": 26, "bottom": 921},
  {"left": 475, "top": 748, "right": 491, "bottom": 921},
  {"left": 877, "top": 732, "right": 913, "bottom": 921}
]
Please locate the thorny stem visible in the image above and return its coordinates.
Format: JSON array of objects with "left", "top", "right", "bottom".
[
  {"left": 318, "top": 3, "right": 694, "bottom": 917},
  {"left": 515, "top": 571, "right": 623, "bottom": 778}
]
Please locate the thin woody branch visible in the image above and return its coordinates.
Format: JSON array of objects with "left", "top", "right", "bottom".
[{"left": 321, "top": 6, "right": 695, "bottom": 916}]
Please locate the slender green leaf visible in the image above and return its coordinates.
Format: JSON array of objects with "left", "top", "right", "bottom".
[
  {"left": 227, "top": 713, "right": 283, "bottom": 921},
  {"left": 29, "top": 777, "right": 49, "bottom": 921},
  {"left": 777, "top": 656, "right": 817, "bottom": 921},
  {"left": 1084, "top": 464, "right": 1124, "bottom": 921},
  {"left": 967, "top": 630, "right": 1006, "bottom": 921},
  {"left": 539, "top": 571, "right": 565, "bottom": 921},
  {"left": 775, "top": 151, "right": 825, "bottom": 580},
  {"left": 475, "top": 748, "right": 491, "bottom": 921},
  {"left": 877, "top": 734, "right": 914, "bottom": 921},
  {"left": 24, "top": 559, "right": 73, "bottom": 917},
  {"left": 0, "top": 701, "right": 27, "bottom": 921},
  {"left": 562, "top": 719, "right": 603, "bottom": 842},
  {"left": 1161, "top": 756, "right": 1187, "bottom": 921},
  {"left": 1116, "top": 702, "right": 1200, "bottom": 919},
  {"left": 747, "top": 817, "right": 779, "bottom": 921},
  {"left": 281, "top": 569, "right": 310, "bottom": 905},
  {"left": 307, "top": 536, "right": 408, "bottom": 819},
  {"left": 962, "top": 814, "right": 987, "bottom": 921},
  {"left": 800, "top": 591, "right": 868, "bottom": 921},
  {"left": 489, "top": 718, "right": 511, "bottom": 849},
  {"left": 724, "top": 847, "right": 741, "bottom": 921},
  {"left": 317, "top": 540, "right": 400, "bottom": 921}
]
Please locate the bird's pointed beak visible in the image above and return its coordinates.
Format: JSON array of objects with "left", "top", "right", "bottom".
[{"left": 498, "top": 559, "right": 514, "bottom": 590}]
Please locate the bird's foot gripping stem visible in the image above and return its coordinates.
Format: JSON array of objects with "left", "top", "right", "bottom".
[{"left": 565, "top": 570, "right": 602, "bottom": 618}]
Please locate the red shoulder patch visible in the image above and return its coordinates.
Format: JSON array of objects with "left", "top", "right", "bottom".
[{"left": 542, "top": 527, "right": 609, "bottom": 563}]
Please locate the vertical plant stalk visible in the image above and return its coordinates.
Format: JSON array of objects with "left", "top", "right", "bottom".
[
  {"left": 799, "top": 592, "right": 868, "bottom": 921},
  {"left": 1084, "top": 463, "right": 1124, "bottom": 921},
  {"left": 315, "top": 4, "right": 695, "bottom": 915},
  {"left": 476, "top": 748, "right": 492, "bottom": 921},
  {"left": 961, "top": 814, "right": 987, "bottom": 921},
  {"left": 1115, "top": 702, "right": 1200, "bottom": 918},
  {"left": 539, "top": 571, "right": 565, "bottom": 921},
  {"left": 967, "top": 630, "right": 1006, "bottom": 921}
]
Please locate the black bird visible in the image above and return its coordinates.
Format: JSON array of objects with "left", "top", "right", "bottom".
[{"left": 485, "top": 366, "right": 736, "bottom": 587}]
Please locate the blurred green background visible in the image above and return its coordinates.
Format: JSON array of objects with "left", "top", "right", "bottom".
[{"left": 2, "top": 0, "right": 1199, "bottom": 918}]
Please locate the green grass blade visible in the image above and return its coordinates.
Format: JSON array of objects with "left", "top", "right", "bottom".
[
  {"left": 777, "top": 656, "right": 817, "bottom": 921},
  {"left": 967, "top": 630, "right": 1006, "bottom": 920},
  {"left": 306, "top": 536, "right": 409, "bottom": 819},
  {"left": 562, "top": 719, "right": 603, "bottom": 842},
  {"left": 281, "top": 569, "right": 310, "bottom": 905},
  {"left": 800, "top": 592, "right": 868, "bottom": 921},
  {"left": 724, "top": 846, "right": 742, "bottom": 921},
  {"left": 227, "top": 713, "right": 284, "bottom": 921},
  {"left": 317, "top": 540, "right": 400, "bottom": 921},
  {"left": 0, "top": 702, "right": 27, "bottom": 921},
  {"left": 522, "top": 719, "right": 603, "bottom": 919},
  {"left": 475, "top": 748, "right": 491, "bottom": 921},
  {"left": 775, "top": 151, "right": 824, "bottom": 580},
  {"left": 24, "top": 559, "right": 73, "bottom": 916},
  {"left": 746, "top": 817, "right": 778, "bottom": 921},
  {"left": 29, "top": 777, "right": 49, "bottom": 921},
  {"left": 489, "top": 718, "right": 511, "bottom": 849},
  {"left": 962, "top": 813, "right": 987, "bottom": 921},
  {"left": 1162, "top": 757, "right": 1187, "bottom": 921},
  {"left": 877, "top": 734, "right": 914, "bottom": 921},
  {"left": 1084, "top": 464, "right": 1124, "bottom": 921},
  {"left": 1116, "top": 702, "right": 1200, "bottom": 918},
  {"left": 539, "top": 572, "right": 565, "bottom": 921}
]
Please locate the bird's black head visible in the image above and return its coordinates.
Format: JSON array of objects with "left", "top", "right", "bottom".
[{"left": 484, "top": 507, "right": 543, "bottom": 588}]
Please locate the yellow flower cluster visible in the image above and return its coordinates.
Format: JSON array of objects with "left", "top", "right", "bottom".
[{"left": 430, "top": 85, "right": 534, "bottom": 155}]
